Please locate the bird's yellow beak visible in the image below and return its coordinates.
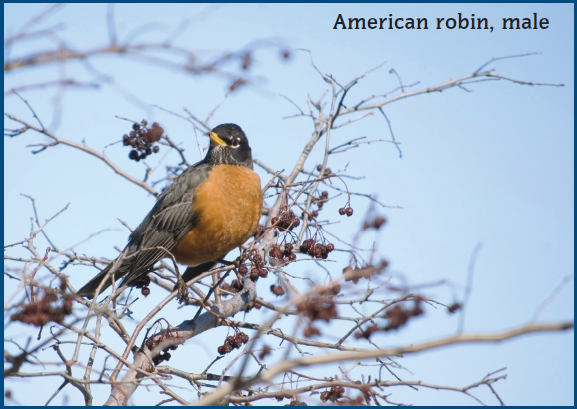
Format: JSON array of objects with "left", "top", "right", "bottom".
[{"left": 208, "top": 131, "right": 227, "bottom": 147}]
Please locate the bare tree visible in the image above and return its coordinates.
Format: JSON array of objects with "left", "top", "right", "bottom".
[{"left": 4, "top": 5, "right": 573, "bottom": 406}]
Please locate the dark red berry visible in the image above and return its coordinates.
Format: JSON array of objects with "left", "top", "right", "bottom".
[
  {"left": 258, "top": 268, "right": 268, "bottom": 278},
  {"left": 338, "top": 208, "right": 346, "bottom": 215},
  {"left": 373, "top": 216, "right": 386, "bottom": 229},
  {"left": 147, "top": 123, "right": 163, "bottom": 142},
  {"left": 238, "top": 264, "right": 248, "bottom": 275},
  {"left": 141, "top": 287, "right": 150, "bottom": 296},
  {"left": 346, "top": 208, "right": 353, "bottom": 217}
]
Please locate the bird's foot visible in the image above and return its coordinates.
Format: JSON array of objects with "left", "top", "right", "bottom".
[{"left": 174, "top": 276, "right": 189, "bottom": 303}]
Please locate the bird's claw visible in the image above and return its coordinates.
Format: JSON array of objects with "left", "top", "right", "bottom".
[{"left": 175, "top": 276, "right": 189, "bottom": 303}]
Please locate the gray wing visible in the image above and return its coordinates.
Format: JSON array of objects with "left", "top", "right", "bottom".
[
  {"left": 119, "top": 161, "right": 211, "bottom": 287},
  {"left": 77, "top": 160, "right": 212, "bottom": 298}
]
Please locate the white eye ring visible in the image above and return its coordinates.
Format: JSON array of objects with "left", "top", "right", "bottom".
[{"left": 231, "top": 138, "right": 241, "bottom": 148}]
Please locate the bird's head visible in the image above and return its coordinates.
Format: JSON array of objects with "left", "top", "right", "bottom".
[{"left": 206, "top": 123, "right": 253, "bottom": 167}]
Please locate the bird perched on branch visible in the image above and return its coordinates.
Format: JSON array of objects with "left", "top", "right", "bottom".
[{"left": 77, "top": 123, "right": 263, "bottom": 300}]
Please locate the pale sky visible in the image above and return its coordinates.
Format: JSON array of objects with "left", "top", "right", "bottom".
[{"left": 4, "top": 3, "right": 574, "bottom": 406}]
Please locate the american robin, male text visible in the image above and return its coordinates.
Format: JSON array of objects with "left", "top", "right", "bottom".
[{"left": 77, "top": 123, "right": 263, "bottom": 299}]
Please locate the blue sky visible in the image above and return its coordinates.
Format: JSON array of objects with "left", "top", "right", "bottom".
[{"left": 4, "top": 3, "right": 574, "bottom": 406}]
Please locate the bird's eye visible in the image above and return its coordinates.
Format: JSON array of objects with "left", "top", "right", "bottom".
[{"left": 231, "top": 138, "right": 240, "bottom": 148}]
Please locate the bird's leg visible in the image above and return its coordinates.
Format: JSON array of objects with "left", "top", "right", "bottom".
[
  {"left": 175, "top": 275, "right": 189, "bottom": 303},
  {"left": 165, "top": 253, "right": 188, "bottom": 303}
]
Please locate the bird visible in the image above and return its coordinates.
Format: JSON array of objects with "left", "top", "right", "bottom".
[{"left": 77, "top": 123, "right": 263, "bottom": 299}]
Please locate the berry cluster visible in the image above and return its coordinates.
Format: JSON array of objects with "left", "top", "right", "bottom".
[
  {"left": 217, "top": 331, "right": 250, "bottom": 355},
  {"left": 11, "top": 278, "right": 73, "bottom": 327},
  {"left": 123, "top": 120, "right": 164, "bottom": 162},
  {"left": 259, "top": 344, "right": 272, "bottom": 360},
  {"left": 310, "top": 190, "right": 329, "bottom": 214},
  {"left": 354, "top": 298, "right": 424, "bottom": 339},
  {"left": 384, "top": 300, "right": 424, "bottom": 331},
  {"left": 245, "top": 301, "right": 262, "bottom": 312},
  {"left": 271, "top": 210, "right": 300, "bottom": 232},
  {"left": 270, "top": 284, "right": 285, "bottom": 296},
  {"left": 235, "top": 250, "right": 268, "bottom": 283},
  {"left": 221, "top": 279, "right": 243, "bottom": 295},
  {"left": 297, "top": 287, "right": 339, "bottom": 338},
  {"left": 338, "top": 206, "right": 354, "bottom": 217},
  {"left": 238, "top": 264, "right": 248, "bottom": 276},
  {"left": 142, "top": 321, "right": 179, "bottom": 366},
  {"left": 353, "top": 324, "right": 380, "bottom": 339},
  {"left": 362, "top": 216, "right": 387, "bottom": 230},
  {"left": 269, "top": 243, "right": 297, "bottom": 262},
  {"left": 316, "top": 165, "right": 334, "bottom": 177},
  {"left": 320, "top": 385, "right": 345, "bottom": 403},
  {"left": 152, "top": 349, "right": 173, "bottom": 366},
  {"left": 249, "top": 253, "right": 268, "bottom": 281},
  {"left": 299, "top": 239, "right": 335, "bottom": 259},
  {"left": 134, "top": 275, "right": 151, "bottom": 296},
  {"left": 343, "top": 260, "right": 389, "bottom": 284}
]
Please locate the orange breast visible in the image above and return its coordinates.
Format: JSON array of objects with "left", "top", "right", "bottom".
[{"left": 171, "top": 164, "right": 262, "bottom": 266}]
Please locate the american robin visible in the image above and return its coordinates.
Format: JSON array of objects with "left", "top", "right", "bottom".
[{"left": 77, "top": 123, "right": 263, "bottom": 299}]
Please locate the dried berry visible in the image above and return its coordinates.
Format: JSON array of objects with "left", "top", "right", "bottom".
[
  {"left": 253, "top": 254, "right": 263, "bottom": 267},
  {"left": 373, "top": 216, "right": 386, "bottom": 229},
  {"left": 259, "top": 345, "right": 272, "bottom": 359},
  {"left": 238, "top": 264, "right": 248, "bottom": 275},
  {"left": 300, "top": 239, "right": 314, "bottom": 253},
  {"left": 257, "top": 268, "right": 268, "bottom": 278}
]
